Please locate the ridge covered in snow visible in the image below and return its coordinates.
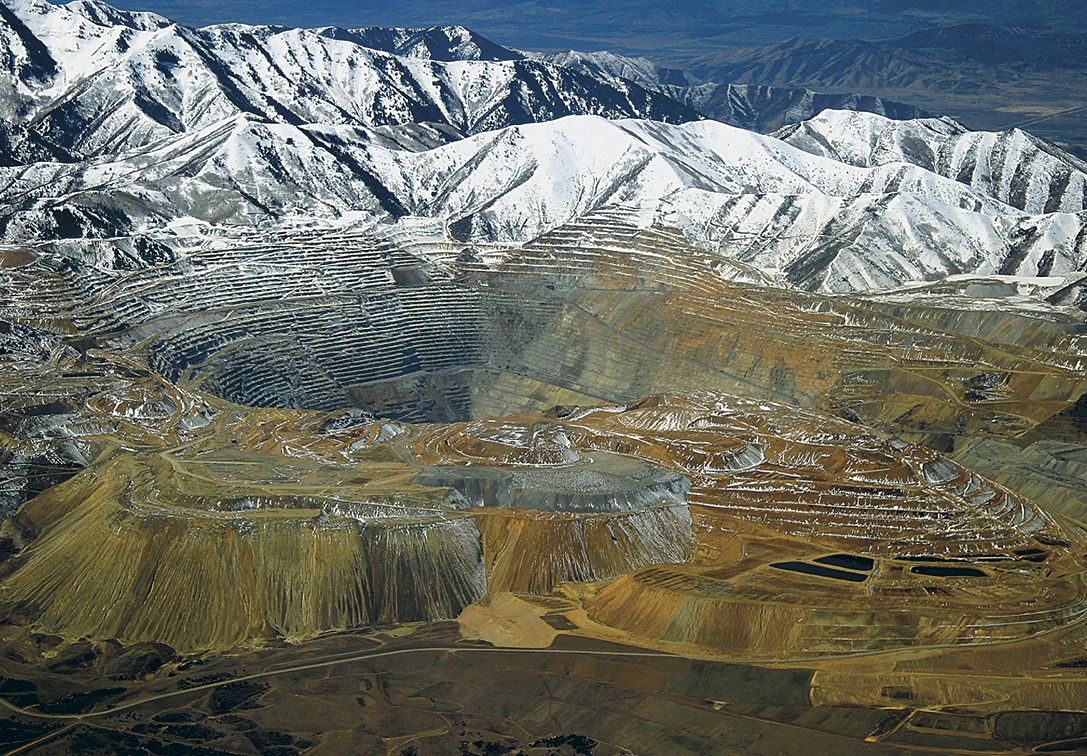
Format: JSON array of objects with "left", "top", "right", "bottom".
[
  {"left": 0, "top": 0, "right": 700, "bottom": 162},
  {"left": 778, "top": 110, "right": 1087, "bottom": 214},
  {"left": 1, "top": 0, "right": 1086, "bottom": 294}
]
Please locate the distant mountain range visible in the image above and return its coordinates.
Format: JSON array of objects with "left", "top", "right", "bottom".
[
  {"left": 91, "top": 0, "right": 1087, "bottom": 48},
  {"left": 693, "top": 24, "right": 1087, "bottom": 92},
  {"left": 681, "top": 24, "right": 1087, "bottom": 156}
]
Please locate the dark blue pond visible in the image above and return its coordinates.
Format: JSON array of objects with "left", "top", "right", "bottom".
[
  {"left": 770, "top": 561, "right": 869, "bottom": 583},
  {"left": 813, "top": 554, "right": 874, "bottom": 572}
]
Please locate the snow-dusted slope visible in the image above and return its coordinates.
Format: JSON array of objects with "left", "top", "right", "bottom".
[
  {"left": 0, "top": 0, "right": 699, "bottom": 161},
  {"left": 527, "top": 49, "right": 691, "bottom": 90},
  {"left": 664, "top": 188, "right": 1086, "bottom": 291},
  {"left": 385, "top": 116, "right": 1087, "bottom": 291},
  {"left": 779, "top": 110, "right": 1087, "bottom": 214},
  {"left": 677, "top": 83, "right": 929, "bottom": 134},
  {"left": 343, "top": 25, "right": 522, "bottom": 62},
  {"left": 4, "top": 108, "right": 1086, "bottom": 293},
  {"left": 2, "top": 1, "right": 1087, "bottom": 294}
]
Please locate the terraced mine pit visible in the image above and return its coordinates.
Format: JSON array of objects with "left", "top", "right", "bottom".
[
  {"left": 3, "top": 214, "right": 1087, "bottom": 752},
  {"left": 10, "top": 210, "right": 1087, "bottom": 432}
]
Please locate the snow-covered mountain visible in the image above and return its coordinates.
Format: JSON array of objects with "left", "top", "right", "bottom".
[
  {"left": 343, "top": 25, "right": 522, "bottom": 62},
  {"left": 0, "top": 0, "right": 700, "bottom": 162},
  {"left": 388, "top": 114, "right": 1087, "bottom": 291},
  {"left": 2, "top": 0, "right": 1087, "bottom": 294},
  {"left": 778, "top": 111, "right": 1087, "bottom": 214},
  {"left": 676, "top": 83, "right": 929, "bottom": 135},
  {"left": 5, "top": 108, "right": 1085, "bottom": 293},
  {"left": 0, "top": 0, "right": 941, "bottom": 164}
]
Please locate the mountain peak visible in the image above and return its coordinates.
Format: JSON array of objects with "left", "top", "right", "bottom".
[
  {"left": 339, "top": 24, "right": 523, "bottom": 62},
  {"left": 63, "top": 0, "right": 171, "bottom": 31}
]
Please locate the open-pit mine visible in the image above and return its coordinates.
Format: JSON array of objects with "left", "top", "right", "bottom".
[
  {"left": 2, "top": 213, "right": 1087, "bottom": 753},
  {"left": 4, "top": 0, "right": 1087, "bottom": 752}
]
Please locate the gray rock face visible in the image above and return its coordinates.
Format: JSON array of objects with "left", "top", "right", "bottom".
[{"left": 414, "top": 456, "right": 691, "bottom": 514}]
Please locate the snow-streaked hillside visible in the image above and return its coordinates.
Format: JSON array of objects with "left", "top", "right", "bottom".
[
  {"left": 4, "top": 108, "right": 1086, "bottom": 293},
  {"left": 2, "top": 0, "right": 1087, "bottom": 294},
  {"left": 779, "top": 110, "right": 1087, "bottom": 214},
  {"left": 387, "top": 116, "right": 1087, "bottom": 291},
  {"left": 344, "top": 25, "right": 522, "bottom": 62},
  {"left": 0, "top": 0, "right": 699, "bottom": 161}
]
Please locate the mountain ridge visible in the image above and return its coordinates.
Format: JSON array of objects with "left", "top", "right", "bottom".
[
  {"left": 2, "top": 0, "right": 1086, "bottom": 296},
  {"left": 0, "top": 0, "right": 937, "bottom": 162}
]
